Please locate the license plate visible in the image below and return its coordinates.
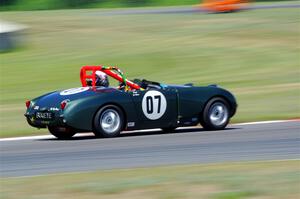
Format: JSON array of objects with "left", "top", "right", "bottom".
[{"left": 35, "top": 112, "right": 54, "bottom": 120}]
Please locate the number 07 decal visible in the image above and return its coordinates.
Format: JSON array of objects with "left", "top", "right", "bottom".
[{"left": 142, "top": 90, "right": 167, "bottom": 120}]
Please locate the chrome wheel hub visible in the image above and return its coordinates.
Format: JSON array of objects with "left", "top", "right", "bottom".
[
  {"left": 100, "top": 109, "right": 120, "bottom": 134},
  {"left": 209, "top": 102, "right": 228, "bottom": 126}
]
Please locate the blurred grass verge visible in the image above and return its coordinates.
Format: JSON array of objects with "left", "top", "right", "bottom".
[
  {"left": 0, "top": 2, "right": 299, "bottom": 137},
  {"left": 1, "top": 160, "right": 299, "bottom": 198},
  {"left": 1, "top": 0, "right": 299, "bottom": 11},
  {"left": 1, "top": 0, "right": 205, "bottom": 11}
]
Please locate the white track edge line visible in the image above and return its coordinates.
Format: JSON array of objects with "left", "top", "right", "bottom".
[
  {"left": 232, "top": 120, "right": 289, "bottom": 126},
  {"left": 1, "top": 119, "right": 298, "bottom": 142}
]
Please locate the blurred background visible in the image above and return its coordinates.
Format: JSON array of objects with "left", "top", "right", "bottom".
[
  {"left": 0, "top": 0, "right": 299, "bottom": 136},
  {"left": 1, "top": 0, "right": 207, "bottom": 10},
  {"left": 0, "top": 1, "right": 299, "bottom": 199}
]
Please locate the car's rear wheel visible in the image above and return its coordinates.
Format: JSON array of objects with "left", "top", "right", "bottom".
[
  {"left": 48, "top": 126, "right": 76, "bottom": 139},
  {"left": 93, "top": 105, "right": 124, "bottom": 138},
  {"left": 200, "top": 97, "right": 230, "bottom": 130}
]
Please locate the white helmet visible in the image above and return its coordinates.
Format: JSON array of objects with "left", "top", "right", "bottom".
[{"left": 95, "top": 71, "right": 109, "bottom": 87}]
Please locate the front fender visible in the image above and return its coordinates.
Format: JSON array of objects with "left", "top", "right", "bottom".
[{"left": 177, "top": 86, "right": 237, "bottom": 119}]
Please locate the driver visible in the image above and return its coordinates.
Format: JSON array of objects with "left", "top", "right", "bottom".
[{"left": 95, "top": 70, "right": 109, "bottom": 87}]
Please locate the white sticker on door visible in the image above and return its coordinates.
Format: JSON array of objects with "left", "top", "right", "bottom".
[{"left": 142, "top": 90, "right": 167, "bottom": 120}]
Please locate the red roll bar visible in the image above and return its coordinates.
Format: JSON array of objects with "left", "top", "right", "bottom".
[{"left": 80, "top": 65, "right": 141, "bottom": 90}]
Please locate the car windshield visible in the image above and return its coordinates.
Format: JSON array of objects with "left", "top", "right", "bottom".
[{"left": 132, "top": 79, "right": 162, "bottom": 90}]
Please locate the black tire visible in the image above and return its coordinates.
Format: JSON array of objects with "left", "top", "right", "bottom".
[
  {"left": 93, "top": 105, "right": 124, "bottom": 138},
  {"left": 48, "top": 126, "right": 76, "bottom": 139},
  {"left": 200, "top": 97, "right": 230, "bottom": 130},
  {"left": 162, "top": 127, "right": 177, "bottom": 133}
]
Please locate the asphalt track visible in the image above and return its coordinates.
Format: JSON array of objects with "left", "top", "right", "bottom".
[
  {"left": 90, "top": 3, "right": 300, "bottom": 16},
  {"left": 1, "top": 121, "right": 299, "bottom": 177}
]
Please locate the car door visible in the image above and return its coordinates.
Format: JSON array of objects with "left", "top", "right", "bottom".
[{"left": 130, "top": 88, "right": 178, "bottom": 129}]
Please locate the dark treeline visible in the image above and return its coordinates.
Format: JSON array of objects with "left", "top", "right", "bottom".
[{"left": 0, "top": 0, "right": 150, "bottom": 8}]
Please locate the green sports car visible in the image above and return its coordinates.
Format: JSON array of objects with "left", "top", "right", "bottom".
[{"left": 25, "top": 66, "right": 237, "bottom": 139}]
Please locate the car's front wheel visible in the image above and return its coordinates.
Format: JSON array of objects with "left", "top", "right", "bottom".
[
  {"left": 93, "top": 105, "right": 124, "bottom": 138},
  {"left": 200, "top": 97, "right": 230, "bottom": 130},
  {"left": 48, "top": 126, "right": 76, "bottom": 139}
]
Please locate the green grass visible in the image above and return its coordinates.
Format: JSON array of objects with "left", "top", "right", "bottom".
[
  {"left": 1, "top": 0, "right": 299, "bottom": 11},
  {"left": 1, "top": 160, "right": 299, "bottom": 199},
  {"left": 0, "top": 2, "right": 299, "bottom": 137},
  {"left": 1, "top": 0, "right": 201, "bottom": 11}
]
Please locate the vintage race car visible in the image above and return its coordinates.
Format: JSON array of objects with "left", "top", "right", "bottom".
[{"left": 25, "top": 66, "right": 237, "bottom": 139}]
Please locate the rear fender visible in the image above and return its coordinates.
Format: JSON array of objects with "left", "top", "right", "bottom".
[{"left": 63, "top": 93, "right": 138, "bottom": 131}]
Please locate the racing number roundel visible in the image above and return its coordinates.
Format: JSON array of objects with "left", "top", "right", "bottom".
[
  {"left": 142, "top": 90, "right": 167, "bottom": 120},
  {"left": 60, "top": 87, "right": 89, "bottom": 96}
]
